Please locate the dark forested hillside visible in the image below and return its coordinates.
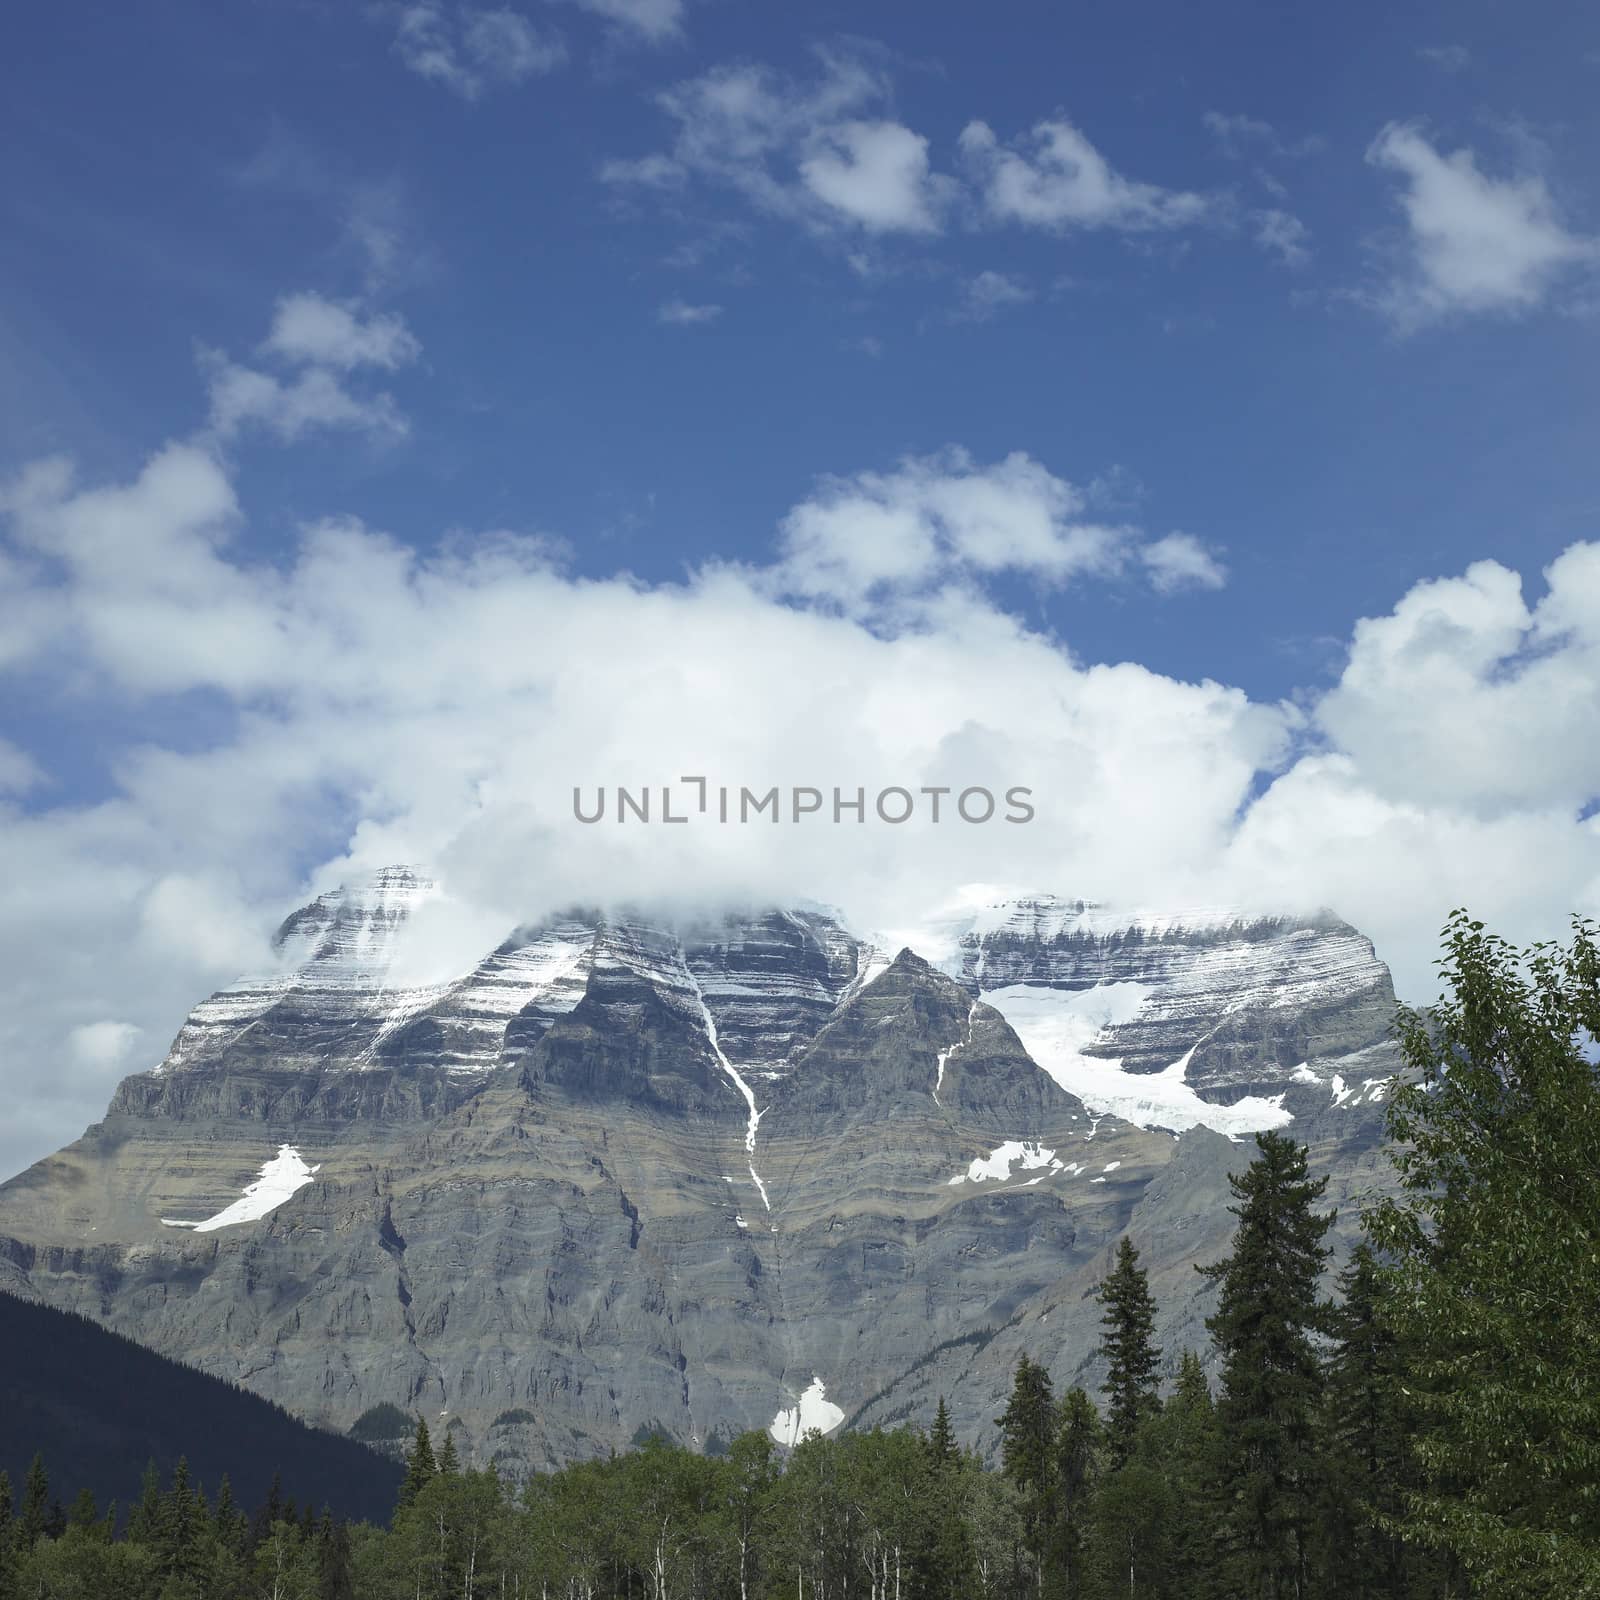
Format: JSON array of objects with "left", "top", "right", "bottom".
[{"left": 0, "top": 1291, "right": 401, "bottom": 1524}]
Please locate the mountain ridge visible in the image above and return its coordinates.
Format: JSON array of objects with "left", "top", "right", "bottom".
[{"left": 0, "top": 870, "right": 1403, "bottom": 1474}]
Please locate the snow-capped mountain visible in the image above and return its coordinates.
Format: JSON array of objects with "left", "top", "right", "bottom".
[
  {"left": 0, "top": 871, "right": 1403, "bottom": 1473},
  {"left": 161, "top": 872, "right": 875, "bottom": 1087}
]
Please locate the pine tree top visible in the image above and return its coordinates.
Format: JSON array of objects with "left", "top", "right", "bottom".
[{"left": 928, "top": 1396, "right": 958, "bottom": 1468}]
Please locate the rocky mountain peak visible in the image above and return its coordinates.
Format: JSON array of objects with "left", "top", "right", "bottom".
[
  {"left": 0, "top": 867, "right": 1407, "bottom": 1477},
  {"left": 939, "top": 890, "right": 1398, "bottom": 1116}
]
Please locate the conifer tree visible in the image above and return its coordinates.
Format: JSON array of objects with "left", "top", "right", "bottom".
[
  {"left": 156, "top": 1457, "right": 206, "bottom": 1586},
  {"left": 398, "top": 1419, "right": 437, "bottom": 1513},
  {"left": 1087, "top": 1459, "right": 1169, "bottom": 1599},
  {"left": 997, "top": 1355, "right": 1058, "bottom": 1595},
  {"left": 213, "top": 1473, "right": 248, "bottom": 1559},
  {"left": 919, "top": 1459, "right": 978, "bottom": 1600},
  {"left": 18, "top": 1455, "right": 48, "bottom": 1552},
  {"left": 66, "top": 1489, "right": 98, "bottom": 1534},
  {"left": 1369, "top": 911, "right": 1600, "bottom": 1594},
  {"left": 1146, "top": 1352, "right": 1224, "bottom": 1597},
  {"left": 249, "top": 1471, "right": 284, "bottom": 1551},
  {"left": 1094, "top": 1238, "right": 1161, "bottom": 1467},
  {"left": 928, "top": 1398, "right": 959, "bottom": 1470},
  {"left": 436, "top": 1430, "right": 460, "bottom": 1477},
  {"left": 318, "top": 1514, "right": 355, "bottom": 1600},
  {"left": 1313, "top": 1243, "right": 1423, "bottom": 1597},
  {"left": 1199, "top": 1130, "right": 1334, "bottom": 1599},
  {"left": 1055, "top": 1386, "right": 1101, "bottom": 1595},
  {"left": 213, "top": 1476, "right": 234, "bottom": 1530},
  {"left": 127, "top": 1461, "right": 162, "bottom": 1546}
]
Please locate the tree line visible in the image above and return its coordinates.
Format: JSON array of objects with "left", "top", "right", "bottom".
[{"left": 0, "top": 911, "right": 1594, "bottom": 1599}]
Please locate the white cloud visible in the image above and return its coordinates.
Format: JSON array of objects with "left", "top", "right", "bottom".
[
  {"left": 67, "top": 1020, "right": 143, "bottom": 1071},
  {"left": 1254, "top": 208, "right": 1311, "bottom": 266},
  {"left": 798, "top": 120, "right": 947, "bottom": 233},
  {"left": 263, "top": 293, "right": 421, "bottom": 370},
  {"left": 3, "top": 339, "right": 1600, "bottom": 1180},
  {"left": 204, "top": 356, "right": 410, "bottom": 442},
  {"left": 202, "top": 293, "right": 420, "bottom": 443},
  {"left": 1313, "top": 552, "right": 1600, "bottom": 817},
  {"left": 1140, "top": 532, "right": 1228, "bottom": 594},
  {"left": 551, "top": 0, "right": 682, "bottom": 43},
  {"left": 653, "top": 56, "right": 880, "bottom": 218},
  {"left": 658, "top": 299, "right": 722, "bottom": 325},
  {"left": 960, "top": 117, "right": 1212, "bottom": 232},
  {"left": 774, "top": 449, "right": 1129, "bottom": 610},
  {"left": 1366, "top": 122, "right": 1598, "bottom": 327},
  {"left": 630, "top": 55, "right": 954, "bottom": 237},
  {"left": 613, "top": 55, "right": 1262, "bottom": 263},
  {"left": 392, "top": 3, "right": 565, "bottom": 99}
]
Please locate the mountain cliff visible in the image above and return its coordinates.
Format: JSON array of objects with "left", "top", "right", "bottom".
[{"left": 0, "top": 875, "right": 1401, "bottom": 1473}]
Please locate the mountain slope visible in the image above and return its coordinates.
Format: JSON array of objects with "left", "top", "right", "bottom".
[
  {"left": 0, "top": 874, "right": 1402, "bottom": 1472},
  {"left": 0, "top": 1289, "right": 401, "bottom": 1524}
]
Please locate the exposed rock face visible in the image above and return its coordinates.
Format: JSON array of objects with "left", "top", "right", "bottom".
[
  {"left": 941, "top": 896, "right": 1397, "bottom": 1104},
  {"left": 162, "top": 866, "right": 453, "bottom": 1076},
  {"left": 0, "top": 874, "right": 1406, "bottom": 1473}
]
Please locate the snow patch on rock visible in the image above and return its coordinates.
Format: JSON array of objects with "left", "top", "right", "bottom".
[
  {"left": 948, "top": 1139, "right": 1066, "bottom": 1186},
  {"left": 161, "top": 1145, "right": 319, "bottom": 1232},
  {"left": 986, "top": 983, "right": 1295, "bottom": 1136},
  {"left": 769, "top": 1377, "right": 845, "bottom": 1446}
]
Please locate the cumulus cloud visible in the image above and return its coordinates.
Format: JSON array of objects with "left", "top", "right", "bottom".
[
  {"left": 798, "top": 120, "right": 946, "bottom": 233},
  {"left": 202, "top": 294, "right": 420, "bottom": 443},
  {"left": 391, "top": 2, "right": 566, "bottom": 99},
  {"left": 263, "top": 293, "right": 421, "bottom": 370},
  {"left": 1365, "top": 122, "right": 1598, "bottom": 327},
  {"left": 626, "top": 54, "right": 954, "bottom": 236},
  {"left": 960, "top": 117, "right": 1212, "bottom": 232},
  {"left": 772, "top": 450, "right": 1132, "bottom": 611},
  {"left": 1140, "top": 532, "right": 1228, "bottom": 594},
  {"left": 2, "top": 338, "right": 1599, "bottom": 1178},
  {"left": 658, "top": 298, "right": 722, "bottom": 324},
  {"left": 203, "top": 358, "right": 411, "bottom": 442},
  {"left": 1314, "top": 551, "right": 1600, "bottom": 817},
  {"left": 609, "top": 52, "right": 1265, "bottom": 265}
]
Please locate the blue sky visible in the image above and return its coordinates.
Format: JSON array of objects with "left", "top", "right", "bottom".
[
  {"left": 6, "top": 0, "right": 1598, "bottom": 704},
  {"left": 2, "top": 0, "right": 1599, "bottom": 1175}
]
